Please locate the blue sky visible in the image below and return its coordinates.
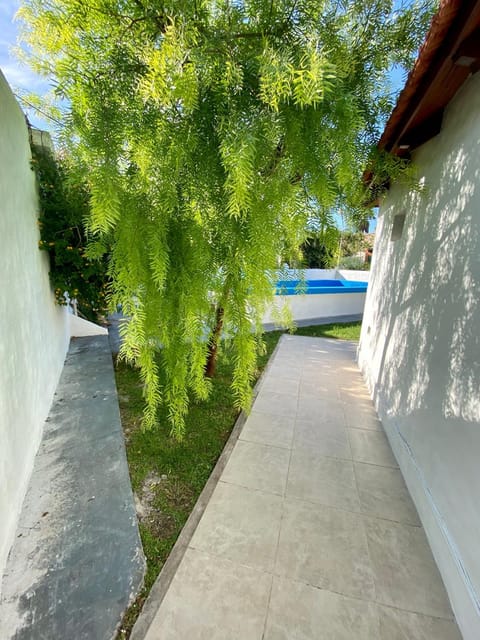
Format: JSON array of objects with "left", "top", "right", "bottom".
[{"left": 0, "top": 0, "right": 52, "bottom": 129}]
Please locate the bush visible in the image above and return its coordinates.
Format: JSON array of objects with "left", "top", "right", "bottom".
[
  {"left": 31, "top": 144, "right": 109, "bottom": 321},
  {"left": 337, "top": 256, "right": 370, "bottom": 271}
]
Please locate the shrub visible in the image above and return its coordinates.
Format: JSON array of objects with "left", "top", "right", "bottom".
[
  {"left": 337, "top": 256, "right": 370, "bottom": 271},
  {"left": 32, "top": 144, "right": 109, "bottom": 321}
]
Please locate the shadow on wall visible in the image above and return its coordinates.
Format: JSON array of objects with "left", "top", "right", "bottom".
[
  {"left": 364, "top": 75, "right": 480, "bottom": 611},
  {"left": 372, "top": 145, "right": 480, "bottom": 425}
]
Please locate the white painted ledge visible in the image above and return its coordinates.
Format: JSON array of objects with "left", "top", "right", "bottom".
[{"left": 69, "top": 314, "right": 108, "bottom": 337}]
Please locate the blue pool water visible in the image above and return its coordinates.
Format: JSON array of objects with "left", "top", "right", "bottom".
[{"left": 275, "top": 279, "right": 368, "bottom": 295}]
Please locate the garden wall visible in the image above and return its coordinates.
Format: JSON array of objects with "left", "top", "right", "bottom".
[{"left": 0, "top": 71, "right": 70, "bottom": 592}]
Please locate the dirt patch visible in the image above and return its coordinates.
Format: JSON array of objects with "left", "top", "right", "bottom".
[{"left": 134, "top": 472, "right": 177, "bottom": 539}]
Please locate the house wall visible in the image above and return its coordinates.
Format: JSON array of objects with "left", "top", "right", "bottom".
[
  {"left": 0, "top": 71, "right": 69, "bottom": 591},
  {"left": 358, "top": 72, "right": 480, "bottom": 639}
]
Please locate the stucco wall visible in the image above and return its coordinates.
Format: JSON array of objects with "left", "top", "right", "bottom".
[
  {"left": 0, "top": 71, "right": 69, "bottom": 591},
  {"left": 358, "top": 72, "right": 480, "bottom": 639}
]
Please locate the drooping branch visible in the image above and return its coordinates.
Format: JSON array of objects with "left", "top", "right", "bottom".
[
  {"left": 205, "top": 304, "right": 225, "bottom": 378},
  {"left": 262, "top": 140, "right": 303, "bottom": 185}
]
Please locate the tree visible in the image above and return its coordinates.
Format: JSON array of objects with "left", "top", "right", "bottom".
[
  {"left": 339, "top": 230, "right": 374, "bottom": 259},
  {"left": 300, "top": 230, "right": 340, "bottom": 269},
  {"left": 19, "top": 0, "right": 435, "bottom": 437}
]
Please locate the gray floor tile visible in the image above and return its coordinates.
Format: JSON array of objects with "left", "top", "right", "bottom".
[
  {"left": 190, "top": 481, "right": 283, "bottom": 571},
  {"left": 276, "top": 500, "right": 375, "bottom": 600},
  {"left": 240, "top": 411, "right": 295, "bottom": 449},
  {"left": 145, "top": 548, "right": 271, "bottom": 640},
  {"left": 260, "top": 376, "right": 300, "bottom": 396},
  {"left": 253, "top": 390, "right": 298, "bottom": 417},
  {"left": 271, "top": 351, "right": 303, "bottom": 367},
  {"left": 300, "top": 368, "right": 343, "bottom": 385},
  {"left": 264, "top": 577, "right": 381, "bottom": 640},
  {"left": 378, "top": 605, "right": 462, "bottom": 640},
  {"left": 339, "top": 386, "right": 372, "bottom": 402},
  {"left": 287, "top": 449, "right": 359, "bottom": 511},
  {"left": 364, "top": 517, "right": 453, "bottom": 618},
  {"left": 272, "top": 345, "right": 303, "bottom": 357},
  {"left": 293, "top": 418, "right": 351, "bottom": 459},
  {"left": 348, "top": 429, "right": 399, "bottom": 467},
  {"left": 355, "top": 463, "right": 420, "bottom": 525},
  {"left": 297, "top": 395, "right": 346, "bottom": 423},
  {"left": 267, "top": 363, "right": 303, "bottom": 379},
  {"left": 222, "top": 440, "right": 290, "bottom": 495},
  {"left": 343, "top": 394, "right": 375, "bottom": 410},
  {"left": 299, "top": 380, "right": 341, "bottom": 398},
  {"left": 343, "top": 405, "right": 382, "bottom": 431}
]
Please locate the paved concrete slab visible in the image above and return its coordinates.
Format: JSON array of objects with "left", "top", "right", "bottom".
[
  {"left": 0, "top": 336, "right": 145, "bottom": 640},
  {"left": 131, "top": 335, "right": 462, "bottom": 640}
]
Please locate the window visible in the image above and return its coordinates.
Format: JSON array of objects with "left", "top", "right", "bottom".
[{"left": 391, "top": 213, "right": 406, "bottom": 241}]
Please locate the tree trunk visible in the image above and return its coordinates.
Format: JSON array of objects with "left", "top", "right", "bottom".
[{"left": 205, "top": 304, "right": 225, "bottom": 378}]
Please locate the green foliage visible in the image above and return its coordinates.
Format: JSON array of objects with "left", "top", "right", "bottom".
[
  {"left": 340, "top": 231, "right": 374, "bottom": 256},
  {"left": 19, "top": 0, "right": 436, "bottom": 437},
  {"left": 32, "top": 144, "right": 109, "bottom": 320},
  {"left": 338, "top": 255, "right": 371, "bottom": 271},
  {"left": 300, "top": 229, "right": 340, "bottom": 269}
]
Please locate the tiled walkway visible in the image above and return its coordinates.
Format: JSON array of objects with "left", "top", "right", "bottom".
[{"left": 137, "top": 335, "right": 462, "bottom": 640}]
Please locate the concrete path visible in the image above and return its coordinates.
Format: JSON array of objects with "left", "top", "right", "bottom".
[
  {"left": 0, "top": 335, "right": 145, "bottom": 640},
  {"left": 133, "top": 335, "right": 461, "bottom": 640}
]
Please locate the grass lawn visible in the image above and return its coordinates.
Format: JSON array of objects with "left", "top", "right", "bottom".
[{"left": 115, "top": 321, "right": 361, "bottom": 638}]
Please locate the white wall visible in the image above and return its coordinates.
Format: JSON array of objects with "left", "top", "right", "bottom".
[
  {"left": 264, "top": 269, "right": 369, "bottom": 325},
  {"left": 264, "top": 291, "right": 366, "bottom": 325},
  {"left": 0, "top": 71, "right": 69, "bottom": 591},
  {"left": 277, "top": 268, "right": 370, "bottom": 282},
  {"left": 279, "top": 268, "right": 338, "bottom": 280},
  {"left": 359, "top": 72, "right": 480, "bottom": 639},
  {"left": 336, "top": 269, "right": 370, "bottom": 282}
]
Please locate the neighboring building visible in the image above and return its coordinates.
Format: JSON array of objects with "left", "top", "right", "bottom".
[{"left": 359, "top": 2, "right": 480, "bottom": 639}]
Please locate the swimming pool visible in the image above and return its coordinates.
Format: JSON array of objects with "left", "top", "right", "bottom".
[
  {"left": 262, "top": 271, "right": 369, "bottom": 328},
  {"left": 275, "top": 279, "right": 368, "bottom": 295}
]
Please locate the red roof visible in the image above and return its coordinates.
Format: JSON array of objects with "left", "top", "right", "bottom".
[{"left": 379, "top": 0, "right": 480, "bottom": 156}]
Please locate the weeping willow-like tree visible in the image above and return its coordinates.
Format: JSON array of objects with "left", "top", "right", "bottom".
[{"left": 19, "top": 0, "right": 435, "bottom": 437}]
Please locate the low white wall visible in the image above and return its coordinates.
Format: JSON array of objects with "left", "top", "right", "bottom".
[
  {"left": 336, "top": 269, "right": 370, "bottom": 282},
  {"left": 278, "top": 268, "right": 370, "bottom": 282},
  {"left": 263, "top": 268, "right": 368, "bottom": 326},
  {"left": 69, "top": 313, "right": 108, "bottom": 337},
  {"left": 279, "top": 268, "right": 338, "bottom": 280},
  {"left": 358, "top": 72, "right": 480, "bottom": 639},
  {"left": 263, "top": 290, "right": 366, "bottom": 325},
  {"left": 0, "top": 71, "right": 69, "bottom": 591}
]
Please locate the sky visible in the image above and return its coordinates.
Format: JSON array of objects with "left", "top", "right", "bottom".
[{"left": 0, "top": 0, "right": 52, "bottom": 129}]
